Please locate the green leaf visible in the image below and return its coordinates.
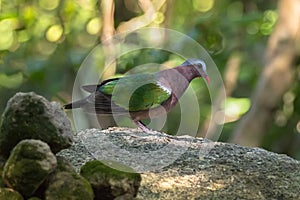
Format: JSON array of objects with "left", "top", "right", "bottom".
[
  {"left": 224, "top": 97, "right": 251, "bottom": 119},
  {"left": 0, "top": 72, "right": 23, "bottom": 89}
]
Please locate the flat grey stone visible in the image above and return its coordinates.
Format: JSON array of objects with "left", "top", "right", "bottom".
[{"left": 58, "top": 127, "right": 300, "bottom": 200}]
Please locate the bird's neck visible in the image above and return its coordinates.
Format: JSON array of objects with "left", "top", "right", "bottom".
[
  {"left": 173, "top": 65, "right": 199, "bottom": 82},
  {"left": 158, "top": 65, "right": 199, "bottom": 101}
]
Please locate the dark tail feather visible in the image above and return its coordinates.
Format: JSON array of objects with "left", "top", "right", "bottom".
[
  {"left": 64, "top": 98, "right": 87, "bottom": 109},
  {"left": 64, "top": 103, "right": 74, "bottom": 109},
  {"left": 82, "top": 84, "right": 98, "bottom": 93}
]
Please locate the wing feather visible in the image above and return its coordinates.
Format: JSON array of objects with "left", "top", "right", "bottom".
[{"left": 79, "top": 74, "right": 172, "bottom": 113}]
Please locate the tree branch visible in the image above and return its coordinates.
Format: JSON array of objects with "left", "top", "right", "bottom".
[{"left": 116, "top": 0, "right": 166, "bottom": 34}]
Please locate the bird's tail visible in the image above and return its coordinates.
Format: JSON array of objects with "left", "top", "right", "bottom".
[{"left": 64, "top": 98, "right": 87, "bottom": 109}]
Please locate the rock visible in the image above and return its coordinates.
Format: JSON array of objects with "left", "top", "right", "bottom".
[
  {"left": 2, "top": 139, "right": 57, "bottom": 197},
  {"left": 0, "top": 171, "right": 4, "bottom": 188},
  {"left": 80, "top": 160, "right": 141, "bottom": 200},
  {"left": 0, "top": 156, "right": 5, "bottom": 188},
  {"left": 44, "top": 172, "right": 94, "bottom": 200},
  {"left": 58, "top": 127, "right": 300, "bottom": 199},
  {"left": 0, "top": 175, "right": 4, "bottom": 188},
  {"left": 0, "top": 92, "right": 73, "bottom": 158},
  {"left": 0, "top": 155, "right": 5, "bottom": 168},
  {"left": 27, "top": 197, "right": 41, "bottom": 200},
  {"left": 0, "top": 188, "right": 23, "bottom": 200},
  {"left": 54, "top": 156, "right": 77, "bottom": 174},
  {"left": 40, "top": 156, "right": 92, "bottom": 199},
  {"left": 33, "top": 156, "right": 76, "bottom": 198}
]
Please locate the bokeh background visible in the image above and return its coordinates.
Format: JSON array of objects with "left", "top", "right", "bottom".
[{"left": 0, "top": 0, "right": 299, "bottom": 159}]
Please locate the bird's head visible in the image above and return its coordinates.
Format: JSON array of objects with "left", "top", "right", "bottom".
[{"left": 181, "top": 58, "right": 210, "bottom": 83}]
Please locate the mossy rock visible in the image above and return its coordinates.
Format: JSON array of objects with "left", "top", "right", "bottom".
[
  {"left": 0, "top": 157, "right": 5, "bottom": 188},
  {"left": 0, "top": 188, "right": 23, "bottom": 200},
  {"left": 45, "top": 172, "right": 94, "bottom": 200},
  {"left": 0, "top": 169, "right": 4, "bottom": 188},
  {"left": 0, "top": 177, "right": 4, "bottom": 188},
  {"left": 0, "top": 92, "right": 73, "bottom": 158},
  {"left": 54, "top": 156, "right": 76, "bottom": 174},
  {"left": 33, "top": 156, "right": 77, "bottom": 198},
  {"left": 80, "top": 160, "right": 141, "bottom": 200},
  {"left": 2, "top": 139, "right": 57, "bottom": 197},
  {"left": 27, "top": 197, "right": 41, "bottom": 200}
]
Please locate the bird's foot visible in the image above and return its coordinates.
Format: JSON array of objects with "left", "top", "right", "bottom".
[{"left": 133, "top": 120, "right": 151, "bottom": 132}]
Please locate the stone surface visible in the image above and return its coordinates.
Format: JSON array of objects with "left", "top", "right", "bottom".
[
  {"left": 54, "top": 156, "right": 77, "bottom": 174},
  {"left": 80, "top": 160, "right": 141, "bottom": 200},
  {"left": 58, "top": 127, "right": 300, "bottom": 200},
  {"left": 2, "top": 139, "right": 57, "bottom": 197},
  {"left": 0, "top": 173, "right": 4, "bottom": 188},
  {"left": 27, "top": 197, "right": 42, "bottom": 200},
  {"left": 0, "top": 156, "right": 5, "bottom": 188},
  {"left": 33, "top": 156, "right": 77, "bottom": 198},
  {"left": 0, "top": 92, "right": 73, "bottom": 158},
  {"left": 0, "top": 188, "right": 23, "bottom": 200},
  {"left": 44, "top": 172, "right": 94, "bottom": 200}
]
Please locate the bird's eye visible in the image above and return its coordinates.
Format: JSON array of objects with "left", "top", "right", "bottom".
[{"left": 196, "top": 60, "right": 206, "bottom": 72}]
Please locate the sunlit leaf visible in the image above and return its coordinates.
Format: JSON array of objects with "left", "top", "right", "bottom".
[
  {"left": 154, "top": 12, "right": 165, "bottom": 24},
  {"left": 224, "top": 97, "right": 251, "bottom": 122},
  {"left": 86, "top": 17, "right": 102, "bottom": 35},
  {"left": 46, "top": 24, "right": 63, "bottom": 42},
  {"left": 193, "top": 0, "right": 214, "bottom": 12},
  {"left": 0, "top": 72, "right": 23, "bottom": 89},
  {"left": 0, "top": 19, "right": 15, "bottom": 50},
  {"left": 22, "top": 5, "right": 36, "bottom": 26},
  {"left": 39, "top": 0, "right": 59, "bottom": 11}
]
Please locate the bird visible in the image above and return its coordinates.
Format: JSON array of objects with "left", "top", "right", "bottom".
[{"left": 64, "top": 58, "right": 210, "bottom": 131}]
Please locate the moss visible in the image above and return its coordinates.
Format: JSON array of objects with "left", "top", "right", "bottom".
[
  {"left": 2, "top": 140, "right": 57, "bottom": 197},
  {"left": 80, "top": 160, "right": 141, "bottom": 181},
  {"left": 54, "top": 156, "right": 76, "bottom": 173},
  {"left": 0, "top": 178, "right": 4, "bottom": 188},
  {"left": 33, "top": 156, "right": 77, "bottom": 199},
  {"left": 45, "top": 172, "right": 94, "bottom": 200},
  {"left": 6, "top": 160, "right": 50, "bottom": 190},
  {"left": 0, "top": 156, "right": 5, "bottom": 187},
  {"left": 27, "top": 197, "right": 41, "bottom": 200},
  {"left": 0, "top": 169, "right": 4, "bottom": 188},
  {"left": 80, "top": 160, "right": 141, "bottom": 200},
  {"left": 0, "top": 188, "right": 23, "bottom": 200},
  {"left": 14, "top": 142, "right": 47, "bottom": 161}
]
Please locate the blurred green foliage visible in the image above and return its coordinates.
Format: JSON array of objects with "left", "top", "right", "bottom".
[{"left": 0, "top": 0, "right": 299, "bottom": 159}]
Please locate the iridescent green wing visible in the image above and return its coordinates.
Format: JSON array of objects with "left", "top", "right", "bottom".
[
  {"left": 98, "top": 78, "right": 119, "bottom": 95},
  {"left": 125, "top": 82, "right": 171, "bottom": 111},
  {"left": 99, "top": 74, "right": 171, "bottom": 111}
]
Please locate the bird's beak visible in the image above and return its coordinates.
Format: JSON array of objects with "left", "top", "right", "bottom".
[{"left": 204, "top": 75, "right": 210, "bottom": 84}]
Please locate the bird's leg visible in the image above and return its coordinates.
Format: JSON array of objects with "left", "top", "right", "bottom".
[{"left": 133, "top": 120, "right": 150, "bottom": 132}]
